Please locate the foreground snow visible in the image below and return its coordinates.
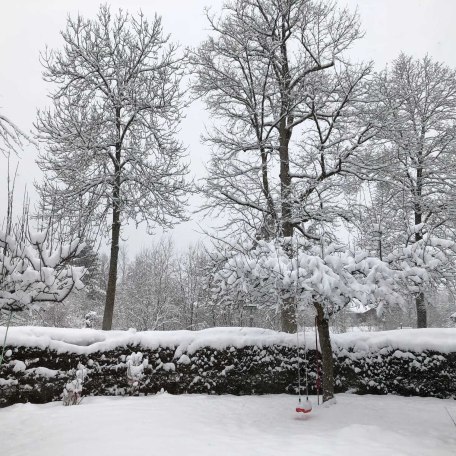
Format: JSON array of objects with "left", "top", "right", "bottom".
[{"left": 1, "top": 394, "right": 455, "bottom": 455}]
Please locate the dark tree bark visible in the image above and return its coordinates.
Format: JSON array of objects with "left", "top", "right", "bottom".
[
  {"left": 415, "top": 292, "right": 427, "bottom": 328},
  {"left": 280, "top": 296, "right": 296, "bottom": 333},
  {"left": 315, "top": 301, "right": 335, "bottom": 402},
  {"left": 414, "top": 156, "right": 427, "bottom": 328},
  {"left": 277, "top": 20, "right": 296, "bottom": 333},
  {"left": 103, "top": 108, "right": 122, "bottom": 331},
  {"left": 102, "top": 205, "right": 120, "bottom": 330}
]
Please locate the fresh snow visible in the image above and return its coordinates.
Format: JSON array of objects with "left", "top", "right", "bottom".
[
  {"left": 2, "top": 326, "right": 456, "bottom": 356},
  {"left": 1, "top": 394, "right": 455, "bottom": 455}
]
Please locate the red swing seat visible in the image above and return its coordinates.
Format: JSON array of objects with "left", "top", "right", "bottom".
[{"left": 296, "top": 398, "right": 312, "bottom": 414}]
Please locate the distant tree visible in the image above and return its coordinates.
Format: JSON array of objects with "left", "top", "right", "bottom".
[
  {"left": 174, "top": 244, "right": 213, "bottom": 330},
  {"left": 116, "top": 238, "right": 178, "bottom": 330},
  {"left": 36, "top": 5, "right": 191, "bottom": 329},
  {"left": 206, "top": 241, "right": 281, "bottom": 328},
  {"left": 363, "top": 54, "right": 456, "bottom": 327}
]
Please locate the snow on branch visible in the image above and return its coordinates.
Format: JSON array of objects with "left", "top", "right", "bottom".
[
  {"left": 0, "top": 113, "right": 35, "bottom": 156},
  {"left": 0, "top": 230, "right": 85, "bottom": 314},
  {"left": 212, "top": 239, "right": 406, "bottom": 317},
  {"left": 386, "top": 235, "right": 456, "bottom": 293}
]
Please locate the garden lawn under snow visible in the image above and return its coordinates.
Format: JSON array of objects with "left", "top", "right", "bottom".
[{"left": 1, "top": 394, "right": 455, "bottom": 456}]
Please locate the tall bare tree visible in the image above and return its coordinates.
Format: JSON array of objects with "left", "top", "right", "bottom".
[
  {"left": 36, "top": 5, "right": 191, "bottom": 329},
  {"left": 368, "top": 54, "right": 456, "bottom": 328},
  {"left": 193, "top": 0, "right": 374, "bottom": 332}
]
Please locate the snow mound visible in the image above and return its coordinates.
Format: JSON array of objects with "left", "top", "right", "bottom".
[{"left": 1, "top": 326, "right": 456, "bottom": 356}]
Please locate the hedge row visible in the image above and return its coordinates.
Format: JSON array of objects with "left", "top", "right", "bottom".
[{"left": 1, "top": 336, "right": 455, "bottom": 407}]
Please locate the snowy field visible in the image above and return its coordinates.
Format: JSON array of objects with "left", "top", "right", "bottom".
[{"left": 1, "top": 394, "right": 455, "bottom": 456}]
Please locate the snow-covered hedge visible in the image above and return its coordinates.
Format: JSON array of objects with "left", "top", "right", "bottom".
[{"left": 1, "top": 327, "right": 455, "bottom": 407}]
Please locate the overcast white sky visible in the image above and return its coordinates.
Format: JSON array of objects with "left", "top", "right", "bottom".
[{"left": 1, "top": 0, "right": 456, "bottom": 255}]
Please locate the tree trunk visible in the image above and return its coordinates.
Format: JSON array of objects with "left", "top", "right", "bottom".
[
  {"left": 315, "top": 302, "right": 334, "bottom": 402},
  {"left": 102, "top": 107, "right": 122, "bottom": 331},
  {"left": 278, "top": 120, "right": 295, "bottom": 332},
  {"left": 275, "top": 18, "right": 297, "bottom": 333},
  {"left": 280, "top": 296, "right": 296, "bottom": 333},
  {"left": 414, "top": 207, "right": 427, "bottom": 327},
  {"left": 415, "top": 292, "right": 427, "bottom": 328},
  {"left": 414, "top": 139, "right": 427, "bottom": 328},
  {"left": 102, "top": 205, "right": 121, "bottom": 330}
]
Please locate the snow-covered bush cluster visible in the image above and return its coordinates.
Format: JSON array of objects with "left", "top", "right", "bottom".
[
  {"left": 62, "top": 363, "right": 87, "bottom": 406},
  {"left": 126, "top": 352, "right": 148, "bottom": 394}
]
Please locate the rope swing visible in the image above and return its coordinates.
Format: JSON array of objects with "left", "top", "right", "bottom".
[
  {"left": 293, "top": 235, "right": 312, "bottom": 414},
  {"left": 295, "top": 325, "right": 313, "bottom": 414}
]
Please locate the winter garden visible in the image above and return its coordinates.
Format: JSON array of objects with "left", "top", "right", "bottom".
[{"left": 1, "top": 0, "right": 456, "bottom": 454}]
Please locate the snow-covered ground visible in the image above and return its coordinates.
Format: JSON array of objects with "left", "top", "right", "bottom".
[{"left": 1, "top": 394, "right": 455, "bottom": 456}]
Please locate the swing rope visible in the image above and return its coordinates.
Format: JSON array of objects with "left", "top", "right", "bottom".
[
  {"left": 294, "top": 234, "right": 303, "bottom": 404},
  {"left": 296, "top": 328, "right": 302, "bottom": 403},
  {"left": 294, "top": 234, "right": 312, "bottom": 413},
  {"left": 303, "top": 326, "right": 309, "bottom": 399},
  {"left": 315, "top": 315, "right": 321, "bottom": 406},
  {"left": 296, "top": 320, "right": 311, "bottom": 404},
  {"left": 273, "top": 228, "right": 311, "bottom": 413}
]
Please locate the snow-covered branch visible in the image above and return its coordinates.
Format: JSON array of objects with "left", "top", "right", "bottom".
[{"left": 0, "top": 230, "right": 85, "bottom": 313}]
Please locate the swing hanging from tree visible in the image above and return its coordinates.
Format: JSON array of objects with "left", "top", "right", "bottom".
[
  {"left": 272, "top": 231, "right": 322, "bottom": 414},
  {"left": 291, "top": 236, "right": 321, "bottom": 415},
  {"left": 295, "top": 318, "right": 321, "bottom": 414}
]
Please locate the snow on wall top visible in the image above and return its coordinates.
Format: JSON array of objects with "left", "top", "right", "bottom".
[{"left": 1, "top": 326, "right": 456, "bottom": 356}]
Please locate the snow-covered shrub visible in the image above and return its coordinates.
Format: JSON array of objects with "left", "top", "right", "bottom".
[
  {"left": 0, "top": 230, "right": 85, "bottom": 315},
  {"left": 84, "top": 311, "right": 98, "bottom": 329},
  {"left": 62, "top": 363, "right": 87, "bottom": 406},
  {"left": 126, "top": 352, "right": 148, "bottom": 395}
]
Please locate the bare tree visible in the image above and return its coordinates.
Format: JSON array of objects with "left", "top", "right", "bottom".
[
  {"left": 116, "top": 238, "right": 178, "bottom": 330},
  {"left": 193, "top": 0, "right": 375, "bottom": 332},
  {"left": 367, "top": 54, "right": 456, "bottom": 327},
  {"left": 174, "top": 244, "right": 212, "bottom": 329},
  {"left": 36, "top": 5, "right": 191, "bottom": 329}
]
